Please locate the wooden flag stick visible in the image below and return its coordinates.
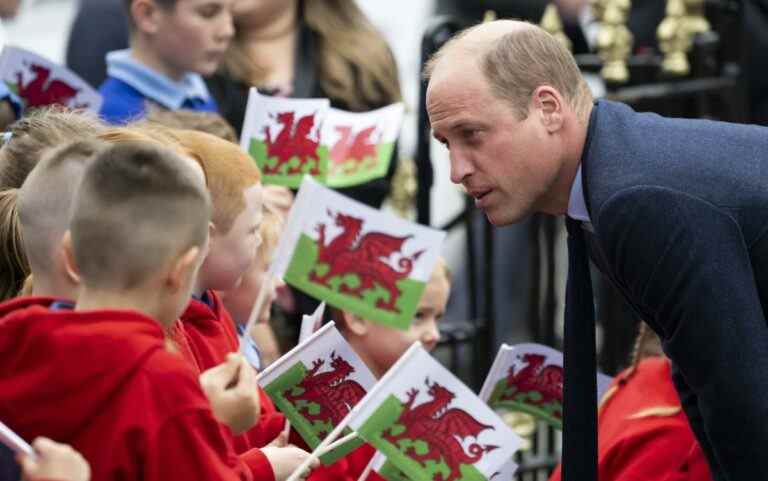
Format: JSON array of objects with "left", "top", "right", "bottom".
[
  {"left": 285, "top": 413, "right": 352, "bottom": 481},
  {"left": 356, "top": 458, "right": 375, "bottom": 481},
  {"left": 242, "top": 272, "right": 273, "bottom": 352},
  {"left": 0, "top": 420, "right": 34, "bottom": 458},
  {"left": 315, "top": 431, "right": 358, "bottom": 457}
]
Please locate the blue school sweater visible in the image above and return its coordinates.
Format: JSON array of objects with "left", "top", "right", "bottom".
[{"left": 98, "top": 49, "right": 217, "bottom": 125}]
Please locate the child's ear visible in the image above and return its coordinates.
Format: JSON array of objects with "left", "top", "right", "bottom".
[
  {"left": 343, "top": 311, "right": 370, "bottom": 337},
  {"left": 168, "top": 246, "right": 201, "bottom": 292},
  {"left": 60, "top": 231, "right": 81, "bottom": 286},
  {"left": 132, "top": 0, "right": 163, "bottom": 35}
]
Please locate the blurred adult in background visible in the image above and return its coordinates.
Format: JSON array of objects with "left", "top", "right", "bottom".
[
  {"left": 207, "top": 0, "right": 402, "bottom": 208},
  {"left": 65, "top": 0, "right": 129, "bottom": 89},
  {"left": 0, "top": 0, "right": 22, "bottom": 129}
]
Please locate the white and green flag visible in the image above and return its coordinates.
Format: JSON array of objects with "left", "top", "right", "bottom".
[
  {"left": 240, "top": 88, "right": 403, "bottom": 188},
  {"left": 271, "top": 177, "right": 446, "bottom": 330},
  {"left": 346, "top": 344, "right": 521, "bottom": 481},
  {"left": 480, "top": 343, "right": 612, "bottom": 429},
  {"left": 0, "top": 46, "right": 102, "bottom": 111},
  {"left": 257, "top": 322, "right": 376, "bottom": 464},
  {"left": 323, "top": 104, "right": 404, "bottom": 188},
  {"left": 240, "top": 88, "right": 331, "bottom": 187},
  {"left": 299, "top": 301, "right": 326, "bottom": 343}
]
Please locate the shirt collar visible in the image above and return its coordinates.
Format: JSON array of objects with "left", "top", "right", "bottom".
[
  {"left": 567, "top": 164, "right": 591, "bottom": 223},
  {"left": 567, "top": 101, "right": 600, "bottom": 224},
  {"left": 105, "top": 49, "right": 210, "bottom": 110}
]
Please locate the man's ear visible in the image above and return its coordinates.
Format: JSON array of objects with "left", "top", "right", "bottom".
[
  {"left": 532, "top": 85, "right": 564, "bottom": 133},
  {"left": 132, "top": 0, "right": 164, "bottom": 35},
  {"left": 60, "top": 231, "right": 81, "bottom": 286},
  {"left": 168, "top": 246, "right": 201, "bottom": 292},
  {"left": 343, "top": 311, "right": 371, "bottom": 337}
]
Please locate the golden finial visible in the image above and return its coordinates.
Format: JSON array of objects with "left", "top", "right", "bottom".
[
  {"left": 483, "top": 10, "right": 497, "bottom": 23},
  {"left": 658, "top": 0, "right": 692, "bottom": 76},
  {"left": 385, "top": 157, "right": 418, "bottom": 220},
  {"left": 541, "top": 4, "right": 572, "bottom": 52},
  {"left": 683, "top": 0, "right": 711, "bottom": 35},
  {"left": 596, "top": 0, "right": 633, "bottom": 84},
  {"left": 502, "top": 411, "right": 537, "bottom": 451},
  {"left": 590, "top": 0, "right": 607, "bottom": 21}
]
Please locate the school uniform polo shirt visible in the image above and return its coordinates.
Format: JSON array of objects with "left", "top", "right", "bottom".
[{"left": 98, "top": 49, "right": 218, "bottom": 125}]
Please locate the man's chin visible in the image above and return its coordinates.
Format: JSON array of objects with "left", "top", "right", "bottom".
[{"left": 483, "top": 206, "right": 527, "bottom": 226}]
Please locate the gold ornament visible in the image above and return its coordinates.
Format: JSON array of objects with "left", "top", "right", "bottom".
[
  {"left": 658, "top": 0, "right": 692, "bottom": 76},
  {"left": 540, "top": 4, "right": 572, "bottom": 52},
  {"left": 502, "top": 411, "right": 537, "bottom": 452},
  {"left": 386, "top": 157, "right": 418, "bottom": 220},
  {"left": 596, "top": 0, "right": 633, "bottom": 84},
  {"left": 683, "top": 0, "right": 711, "bottom": 35}
]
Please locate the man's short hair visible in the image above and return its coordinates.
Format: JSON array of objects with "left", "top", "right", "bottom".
[
  {"left": 17, "top": 139, "right": 105, "bottom": 277},
  {"left": 0, "top": 106, "right": 105, "bottom": 189},
  {"left": 173, "top": 129, "right": 261, "bottom": 233},
  {"left": 424, "top": 22, "right": 592, "bottom": 120},
  {"left": 70, "top": 141, "right": 211, "bottom": 290}
]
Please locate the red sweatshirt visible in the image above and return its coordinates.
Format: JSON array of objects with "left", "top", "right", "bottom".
[
  {"left": 182, "top": 291, "right": 286, "bottom": 449},
  {"left": 0, "top": 305, "right": 265, "bottom": 481},
  {"left": 0, "top": 295, "right": 57, "bottom": 318},
  {"left": 181, "top": 292, "right": 386, "bottom": 481},
  {"left": 549, "top": 358, "right": 713, "bottom": 481}
]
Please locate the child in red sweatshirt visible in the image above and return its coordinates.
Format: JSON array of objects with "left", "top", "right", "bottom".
[
  {"left": 548, "top": 325, "right": 712, "bottom": 481},
  {"left": 173, "top": 130, "right": 312, "bottom": 479},
  {"left": 0, "top": 141, "right": 265, "bottom": 481}
]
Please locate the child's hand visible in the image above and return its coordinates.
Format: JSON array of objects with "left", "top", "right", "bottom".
[
  {"left": 18, "top": 437, "right": 91, "bottom": 481},
  {"left": 199, "top": 353, "right": 261, "bottom": 434},
  {"left": 262, "top": 445, "right": 319, "bottom": 481}
]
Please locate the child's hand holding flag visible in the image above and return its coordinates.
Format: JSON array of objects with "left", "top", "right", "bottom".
[{"left": 199, "top": 353, "right": 261, "bottom": 435}]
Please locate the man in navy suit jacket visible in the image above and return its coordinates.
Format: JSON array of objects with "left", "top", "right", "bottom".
[{"left": 425, "top": 19, "right": 767, "bottom": 481}]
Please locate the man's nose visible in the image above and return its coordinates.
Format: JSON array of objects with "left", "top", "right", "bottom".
[{"left": 449, "top": 149, "right": 473, "bottom": 185}]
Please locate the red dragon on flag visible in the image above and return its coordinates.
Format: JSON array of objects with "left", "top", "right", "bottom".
[
  {"left": 16, "top": 64, "right": 80, "bottom": 108},
  {"left": 383, "top": 379, "right": 499, "bottom": 481},
  {"left": 262, "top": 111, "right": 321, "bottom": 175},
  {"left": 310, "top": 211, "right": 424, "bottom": 313},
  {"left": 502, "top": 353, "right": 563, "bottom": 418},
  {"left": 284, "top": 352, "right": 367, "bottom": 436}
]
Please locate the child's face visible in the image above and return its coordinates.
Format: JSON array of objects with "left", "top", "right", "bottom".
[
  {"left": 355, "top": 273, "right": 450, "bottom": 378},
  {"left": 221, "top": 247, "right": 281, "bottom": 326},
  {"left": 151, "top": 0, "right": 235, "bottom": 77},
  {"left": 202, "top": 184, "right": 263, "bottom": 291}
]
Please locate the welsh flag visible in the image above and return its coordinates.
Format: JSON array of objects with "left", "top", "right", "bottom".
[
  {"left": 299, "top": 301, "right": 326, "bottom": 343},
  {"left": 366, "top": 453, "right": 518, "bottom": 481},
  {"left": 479, "top": 343, "right": 613, "bottom": 429},
  {"left": 257, "top": 322, "right": 376, "bottom": 464},
  {"left": 240, "top": 88, "right": 331, "bottom": 187},
  {"left": 271, "top": 176, "right": 446, "bottom": 329},
  {"left": 240, "top": 88, "right": 403, "bottom": 188},
  {"left": 345, "top": 344, "right": 521, "bottom": 481},
  {"left": 0, "top": 46, "right": 102, "bottom": 112},
  {"left": 323, "top": 104, "right": 404, "bottom": 188}
]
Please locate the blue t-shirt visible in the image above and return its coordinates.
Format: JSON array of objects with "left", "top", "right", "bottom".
[{"left": 98, "top": 49, "right": 217, "bottom": 125}]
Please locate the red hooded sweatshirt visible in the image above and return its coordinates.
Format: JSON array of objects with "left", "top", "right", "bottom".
[
  {"left": 548, "top": 358, "right": 712, "bottom": 481},
  {"left": 0, "top": 305, "right": 267, "bottom": 481},
  {"left": 181, "top": 292, "right": 387, "bottom": 481},
  {"left": 182, "top": 291, "right": 286, "bottom": 449}
]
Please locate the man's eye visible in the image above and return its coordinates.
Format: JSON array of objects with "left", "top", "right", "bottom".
[
  {"left": 462, "top": 129, "right": 480, "bottom": 141},
  {"left": 198, "top": 5, "right": 221, "bottom": 18}
]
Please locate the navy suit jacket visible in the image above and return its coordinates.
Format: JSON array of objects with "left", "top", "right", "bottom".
[{"left": 581, "top": 100, "right": 768, "bottom": 480}]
